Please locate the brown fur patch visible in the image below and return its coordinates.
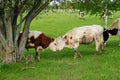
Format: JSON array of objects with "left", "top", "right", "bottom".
[
  {"left": 65, "top": 40, "right": 69, "bottom": 45},
  {"left": 70, "top": 36, "right": 72, "bottom": 39},
  {"left": 29, "top": 36, "right": 35, "bottom": 43},
  {"left": 34, "top": 33, "right": 54, "bottom": 49}
]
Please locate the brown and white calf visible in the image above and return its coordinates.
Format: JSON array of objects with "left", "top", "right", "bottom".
[
  {"left": 103, "top": 18, "right": 120, "bottom": 46},
  {"left": 49, "top": 25, "right": 104, "bottom": 59},
  {"left": 19, "top": 31, "right": 54, "bottom": 61}
]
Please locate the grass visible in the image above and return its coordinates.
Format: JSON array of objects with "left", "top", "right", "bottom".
[{"left": 0, "top": 11, "right": 120, "bottom": 80}]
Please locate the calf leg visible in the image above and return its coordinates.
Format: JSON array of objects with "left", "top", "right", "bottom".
[
  {"left": 95, "top": 41, "right": 104, "bottom": 58},
  {"left": 35, "top": 47, "right": 41, "bottom": 61},
  {"left": 94, "top": 38, "right": 101, "bottom": 57},
  {"left": 94, "top": 46, "right": 99, "bottom": 58},
  {"left": 100, "top": 42, "right": 104, "bottom": 55},
  {"left": 35, "top": 50, "right": 40, "bottom": 61},
  {"left": 73, "top": 48, "right": 82, "bottom": 59},
  {"left": 35, "top": 46, "right": 43, "bottom": 61},
  {"left": 94, "top": 35, "right": 105, "bottom": 57}
]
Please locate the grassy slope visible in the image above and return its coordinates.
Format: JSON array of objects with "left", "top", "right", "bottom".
[{"left": 0, "top": 11, "right": 120, "bottom": 80}]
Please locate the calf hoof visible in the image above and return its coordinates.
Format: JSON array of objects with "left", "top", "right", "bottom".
[
  {"left": 73, "top": 55, "right": 77, "bottom": 60},
  {"left": 93, "top": 54, "right": 97, "bottom": 58},
  {"left": 35, "top": 56, "right": 40, "bottom": 61},
  {"left": 102, "top": 50, "right": 104, "bottom": 55}
]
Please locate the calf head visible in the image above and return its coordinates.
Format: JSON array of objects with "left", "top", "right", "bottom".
[
  {"left": 49, "top": 37, "right": 65, "bottom": 51},
  {"left": 25, "top": 36, "right": 35, "bottom": 50}
]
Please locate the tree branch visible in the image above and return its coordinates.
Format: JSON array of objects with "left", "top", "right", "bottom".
[
  {"left": 0, "top": 31, "right": 11, "bottom": 54},
  {"left": 26, "top": 0, "right": 50, "bottom": 21}
]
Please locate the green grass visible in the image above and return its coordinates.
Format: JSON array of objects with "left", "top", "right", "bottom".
[{"left": 1, "top": 11, "right": 120, "bottom": 80}]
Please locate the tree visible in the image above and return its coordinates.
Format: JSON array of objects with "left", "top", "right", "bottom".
[
  {"left": 77, "top": 0, "right": 120, "bottom": 14},
  {"left": 0, "top": 0, "right": 51, "bottom": 64},
  {"left": 71, "top": 0, "right": 120, "bottom": 27}
]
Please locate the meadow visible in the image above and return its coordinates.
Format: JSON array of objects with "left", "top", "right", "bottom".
[{"left": 0, "top": 10, "right": 120, "bottom": 80}]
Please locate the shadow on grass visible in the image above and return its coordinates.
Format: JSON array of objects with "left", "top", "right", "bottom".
[
  {"left": 40, "top": 46, "right": 102, "bottom": 61},
  {"left": 23, "top": 42, "right": 105, "bottom": 61}
]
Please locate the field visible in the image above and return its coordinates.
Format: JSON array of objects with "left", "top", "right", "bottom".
[{"left": 0, "top": 11, "right": 120, "bottom": 80}]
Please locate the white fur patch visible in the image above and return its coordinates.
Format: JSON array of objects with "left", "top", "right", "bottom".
[
  {"left": 49, "top": 37, "right": 65, "bottom": 51},
  {"left": 36, "top": 46, "right": 43, "bottom": 52},
  {"left": 28, "top": 31, "right": 42, "bottom": 39},
  {"left": 29, "top": 43, "right": 35, "bottom": 47}
]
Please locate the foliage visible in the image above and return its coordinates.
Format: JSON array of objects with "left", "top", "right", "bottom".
[{"left": 75, "top": 0, "right": 120, "bottom": 15}]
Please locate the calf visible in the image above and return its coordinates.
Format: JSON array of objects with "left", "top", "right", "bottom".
[
  {"left": 103, "top": 18, "right": 120, "bottom": 46},
  {"left": 49, "top": 25, "right": 104, "bottom": 59},
  {"left": 19, "top": 31, "right": 54, "bottom": 61}
]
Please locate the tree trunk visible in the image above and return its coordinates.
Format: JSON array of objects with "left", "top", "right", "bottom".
[
  {"left": 104, "top": 15, "right": 108, "bottom": 28},
  {"left": 0, "top": 31, "right": 13, "bottom": 64},
  {"left": 17, "top": 18, "right": 30, "bottom": 61},
  {"left": 0, "top": 0, "right": 51, "bottom": 64},
  {"left": 104, "top": 8, "right": 108, "bottom": 28}
]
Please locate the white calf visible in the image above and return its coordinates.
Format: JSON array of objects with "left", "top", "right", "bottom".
[{"left": 49, "top": 25, "right": 104, "bottom": 59}]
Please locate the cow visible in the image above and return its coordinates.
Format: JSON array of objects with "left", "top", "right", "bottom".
[
  {"left": 19, "top": 31, "right": 54, "bottom": 61},
  {"left": 103, "top": 18, "right": 120, "bottom": 46},
  {"left": 49, "top": 25, "right": 104, "bottom": 59},
  {"left": 79, "top": 11, "right": 85, "bottom": 19}
]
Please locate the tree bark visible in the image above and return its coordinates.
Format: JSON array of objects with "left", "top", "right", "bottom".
[{"left": 17, "top": 18, "right": 30, "bottom": 61}]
